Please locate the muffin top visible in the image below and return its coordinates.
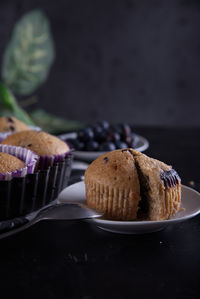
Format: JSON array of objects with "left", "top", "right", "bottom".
[
  {"left": 85, "top": 149, "right": 140, "bottom": 190},
  {"left": 1, "top": 130, "right": 70, "bottom": 156},
  {"left": 85, "top": 148, "right": 172, "bottom": 189},
  {"left": 129, "top": 148, "right": 171, "bottom": 178},
  {"left": 0, "top": 116, "right": 30, "bottom": 133},
  {"left": 0, "top": 152, "right": 25, "bottom": 174}
]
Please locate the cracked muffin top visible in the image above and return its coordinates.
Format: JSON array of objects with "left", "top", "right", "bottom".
[
  {"left": 85, "top": 148, "right": 181, "bottom": 221},
  {"left": 85, "top": 149, "right": 140, "bottom": 190}
]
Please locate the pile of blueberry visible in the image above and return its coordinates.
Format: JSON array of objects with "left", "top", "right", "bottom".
[{"left": 66, "top": 121, "right": 139, "bottom": 152}]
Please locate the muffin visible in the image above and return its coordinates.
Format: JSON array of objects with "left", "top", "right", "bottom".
[
  {"left": 1, "top": 130, "right": 71, "bottom": 169},
  {"left": 85, "top": 149, "right": 181, "bottom": 221},
  {"left": 0, "top": 130, "right": 73, "bottom": 220},
  {"left": 0, "top": 116, "right": 30, "bottom": 133},
  {"left": 0, "top": 144, "right": 38, "bottom": 179},
  {"left": 0, "top": 116, "right": 30, "bottom": 143},
  {"left": 0, "top": 152, "right": 25, "bottom": 171},
  {"left": 0, "top": 152, "right": 25, "bottom": 178}
]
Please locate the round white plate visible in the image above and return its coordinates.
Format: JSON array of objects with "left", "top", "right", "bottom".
[
  {"left": 58, "top": 132, "right": 149, "bottom": 162},
  {"left": 58, "top": 181, "right": 200, "bottom": 234}
]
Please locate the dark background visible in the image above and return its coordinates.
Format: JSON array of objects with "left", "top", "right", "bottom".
[{"left": 1, "top": 0, "right": 200, "bottom": 126}]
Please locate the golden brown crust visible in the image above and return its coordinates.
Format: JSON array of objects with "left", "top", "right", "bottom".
[
  {"left": 1, "top": 130, "right": 70, "bottom": 156},
  {"left": 0, "top": 152, "right": 25, "bottom": 174},
  {"left": 0, "top": 116, "right": 30, "bottom": 133}
]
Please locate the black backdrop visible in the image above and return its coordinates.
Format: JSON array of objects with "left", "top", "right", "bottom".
[{"left": 0, "top": 0, "right": 200, "bottom": 126}]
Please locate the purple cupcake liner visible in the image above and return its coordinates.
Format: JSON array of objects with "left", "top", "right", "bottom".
[
  {"left": 0, "top": 153, "right": 73, "bottom": 220},
  {"left": 0, "top": 145, "right": 39, "bottom": 181},
  {"left": 38, "top": 150, "right": 71, "bottom": 170}
]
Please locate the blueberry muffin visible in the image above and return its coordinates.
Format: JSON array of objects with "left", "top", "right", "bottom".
[
  {"left": 0, "top": 116, "right": 30, "bottom": 133},
  {"left": 0, "top": 131, "right": 73, "bottom": 220},
  {"left": 1, "top": 130, "right": 71, "bottom": 169},
  {"left": 1, "top": 130, "right": 69, "bottom": 156},
  {"left": 85, "top": 149, "right": 181, "bottom": 221}
]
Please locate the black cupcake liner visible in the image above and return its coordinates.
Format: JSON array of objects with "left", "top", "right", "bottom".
[{"left": 0, "top": 153, "right": 73, "bottom": 220}]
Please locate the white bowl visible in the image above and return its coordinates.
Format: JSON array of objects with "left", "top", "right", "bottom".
[{"left": 58, "top": 132, "right": 149, "bottom": 162}]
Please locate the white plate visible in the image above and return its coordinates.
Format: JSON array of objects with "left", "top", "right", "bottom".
[
  {"left": 58, "top": 181, "right": 200, "bottom": 234},
  {"left": 58, "top": 132, "right": 149, "bottom": 162}
]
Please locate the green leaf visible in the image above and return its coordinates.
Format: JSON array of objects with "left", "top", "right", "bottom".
[
  {"left": 0, "top": 83, "right": 35, "bottom": 125},
  {"left": 30, "top": 109, "right": 84, "bottom": 134},
  {"left": 2, "top": 9, "right": 55, "bottom": 95},
  {"left": 0, "top": 82, "right": 18, "bottom": 110}
]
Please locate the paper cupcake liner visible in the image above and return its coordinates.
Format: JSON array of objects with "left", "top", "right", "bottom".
[
  {"left": 38, "top": 147, "right": 71, "bottom": 170},
  {"left": 0, "top": 145, "right": 39, "bottom": 180},
  {"left": 85, "top": 181, "right": 139, "bottom": 220},
  {"left": 0, "top": 153, "right": 73, "bottom": 220}
]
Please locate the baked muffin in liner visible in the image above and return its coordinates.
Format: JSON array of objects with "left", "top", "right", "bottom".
[
  {"left": 0, "top": 144, "right": 38, "bottom": 180},
  {"left": 85, "top": 149, "right": 181, "bottom": 221},
  {"left": 0, "top": 148, "right": 73, "bottom": 221}
]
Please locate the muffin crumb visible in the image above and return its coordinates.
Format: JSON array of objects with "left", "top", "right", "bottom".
[{"left": 188, "top": 180, "right": 195, "bottom": 187}]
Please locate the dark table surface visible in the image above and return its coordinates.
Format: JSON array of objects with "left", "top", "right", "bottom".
[{"left": 0, "top": 127, "right": 200, "bottom": 299}]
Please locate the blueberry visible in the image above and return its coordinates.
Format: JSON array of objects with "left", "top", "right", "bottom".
[
  {"left": 106, "top": 130, "right": 121, "bottom": 142},
  {"left": 99, "top": 142, "right": 116, "bottom": 151},
  {"left": 98, "top": 120, "right": 110, "bottom": 130},
  {"left": 121, "top": 123, "right": 132, "bottom": 138},
  {"left": 124, "top": 136, "right": 133, "bottom": 147},
  {"left": 112, "top": 132, "right": 121, "bottom": 142},
  {"left": 85, "top": 140, "right": 99, "bottom": 151},
  {"left": 110, "top": 124, "right": 123, "bottom": 136},
  {"left": 66, "top": 139, "right": 84, "bottom": 150},
  {"left": 77, "top": 128, "right": 94, "bottom": 142},
  {"left": 115, "top": 141, "right": 128, "bottom": 149},
  {"left": 131, "top": 133, "right": 139, "bottom": 148},
  {"left": 92, "top": 124, "right": 101, "bottom": 131},
  {"left": 93, "top": 125, "right": 107, "bottom": 142}
]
